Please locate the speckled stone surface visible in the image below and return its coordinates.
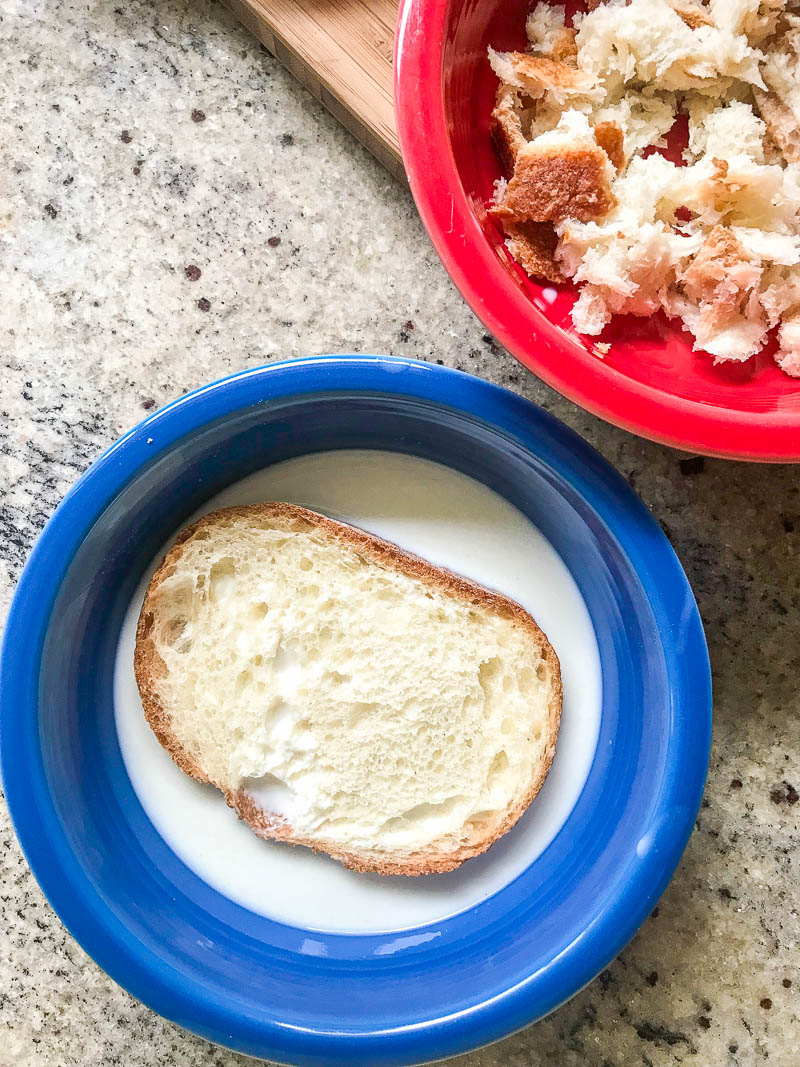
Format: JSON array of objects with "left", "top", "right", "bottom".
[{"left": 0, "top": 1, "right": 798, "bottom": 1064}]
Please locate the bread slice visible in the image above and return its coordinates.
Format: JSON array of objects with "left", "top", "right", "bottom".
[{"left": 134, "top": 503, "right": 562, "bottom": 876}]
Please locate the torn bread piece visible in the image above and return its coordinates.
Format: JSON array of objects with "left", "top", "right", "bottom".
[
  {"left": 488, "top": 48, "right": 600, "bottom": 106},
  {"left": 525, "top": 3, "right": 578, "bottom": 64},
  {"left": 491, "top": 174, "right": 565, "bottom": 283},
  {"left": 686, "top": 98, "right": 768, "bottom": 163},
  {"left": 492, "top": 211, "right": 567, "bottom": 284},
  {"left": 677, "top": 226, "right": 768, "bottom": 360},
  {"left": 762, "top": 260, "right": 800, "bottom": 368},
  {"left": 754, "top": 15, "right": 800, "bottom": 162},
  {"left": 135, "top": 503, "right": 562, "bottom": 877},
  {"left": 504, "top": 111, "right": 617, "bottom": 223},
  {"left": 777, "top": 314, "right": 800, "bottom": 374}
]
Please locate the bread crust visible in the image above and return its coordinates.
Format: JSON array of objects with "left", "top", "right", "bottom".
[
  {"left": 491, "top": 84, "right": 527, "bottom": 175},
  {"left": 134, "top": 503, "right": 563, "bottom": 877},
  {"left": 593, "top": 120, "right": 626, "bottom": 174},
  {"left": 670, "top": 1, "right": 714, "bottom": 30},
  {"left": 490, "top": 212, "right": 566, "bottom": 284},
  {"left": 505, "top": 141, "right": 617, "bottom": 224},
  {"left": 496, "top": 51, "right": 593, "bottom": 96}
]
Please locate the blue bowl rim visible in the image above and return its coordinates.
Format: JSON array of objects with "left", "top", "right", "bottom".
[{"left": 0, "top": 355, "right": 712, "bottom": 1064}]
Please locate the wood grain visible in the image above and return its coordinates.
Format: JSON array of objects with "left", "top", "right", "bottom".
[{"left": 222, "top": 0, "right": 404, "bottom": 180}]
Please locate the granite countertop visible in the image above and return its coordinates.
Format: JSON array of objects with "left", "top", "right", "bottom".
[{"left": 1, "top": 0, "right": 798, "bottom": 1064}]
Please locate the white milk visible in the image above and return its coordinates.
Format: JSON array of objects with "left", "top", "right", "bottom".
[{"left": 114, "top": 450, "right": 601, "bottom": 934}]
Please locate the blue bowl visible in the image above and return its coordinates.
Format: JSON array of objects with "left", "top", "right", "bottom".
[{"left": 1, "top": 356, "right": 711, "bottom": 1066}]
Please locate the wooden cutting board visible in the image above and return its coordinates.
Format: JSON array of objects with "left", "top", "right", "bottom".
[{"left": 222, "top": 0, "right": 403, "bottom": 180}]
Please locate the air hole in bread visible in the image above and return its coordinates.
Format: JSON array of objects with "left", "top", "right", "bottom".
[
  {"left": 323, "top": 670, "right": 351, "bottom": 686},
  {"left": 478, "top": 657, "right": 503, "bottom": 710},
  {"left": 348, "top": 702, "right": 377, "bottom": 728},
  {"left": 299, "top": 558, "right": 313, "bottom": 572},
  {"left": 234, "top": 669, "right": 252, "bottom": 697},
  {"left": 244, "top": 771, "right": 295, "bottom": 818},
  {"left": 406, "top": 797, "right": 464, "bottom": 821},
  {"left": 468, "top": 809, "right": 499, "bottom": 828},
  {"left": 251, "top": 601, "right": 269, "bottom": 620},
  {"left": 208, "top": 557, "right": 236, "bottom": 602},
  {"left": 163, "top": 616, "right": 188, "bottom": 646},
  {"left": 487, "top": 749, "right": 511, "bottom": 790},
  {"left": 383, "top": 795, "right": 466, "bottom": 831},
  {"left": 272, "top": 640, "right": 301, "bottom": 690},
  {"left": 536, "top": 663, "right": 547, "bottom": 682}
]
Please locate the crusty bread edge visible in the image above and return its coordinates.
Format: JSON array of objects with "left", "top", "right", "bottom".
[{"left": 134, "top": 502, "right": 563, "bottom": 877}]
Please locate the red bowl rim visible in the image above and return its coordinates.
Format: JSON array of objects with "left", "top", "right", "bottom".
[{"left": 394, "top": 0, "right": 800, "bottom": 461}]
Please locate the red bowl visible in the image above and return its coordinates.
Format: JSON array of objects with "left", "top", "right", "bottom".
[{"left": 394, "top": 0, "right": 800, "bottom": 460}]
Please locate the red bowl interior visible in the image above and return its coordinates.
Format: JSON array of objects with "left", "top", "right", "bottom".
[{"left": 395, "top": 0, "right": 800, "bottom": 459}]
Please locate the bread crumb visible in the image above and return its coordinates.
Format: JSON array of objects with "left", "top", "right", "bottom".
[{"left": 490, "top": 0, "right": 800, "bottom": 374}]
